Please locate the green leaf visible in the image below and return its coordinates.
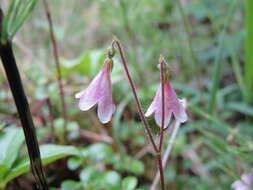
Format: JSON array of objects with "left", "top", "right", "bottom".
[
  {"left": 67, "top": 157, "right": 82, "bottom": 170},
  {"left": 119, "top": 156, "right": 145, "bottom": 175},
  {"left": 61, "top": 180, "right": 82, "bottom": 190},
  {"left": 3, "top": 144, "right": 79, "bottom": 185},
  {"left": 87, "top": 143, "right": 113, "bottom": 162},
  {"left": 0, "top": 127, "right": 24, "bottom": 181},
  {"left": 79, "top": 166, "right": 98, "bottom": 184},
  {"left": 129, "top": 160, "right": 145, "bottom": 175},
  {"left": 225, "top": 102, "right": 253, "bottom": 116},
  {"left": 136, "top": 186, "right": 149, "bottom": 190},
  {"left": 208, "top": 0, "right": 239, "bottom": 114},
  {"left": 102, "top": 171, "right": 121, "bottom": 190},
  {"left": 9, "top": 0, "right": 37, "bottom": 39},
  {"left": 244, "top": 0, "right": 253, "bottom": 103},
  {"left": 122, "top": 176, "right": 138, "bottom": 190},
  {"left": 60, "top": 50, "right": 104, "bottom": 77},
  {"left": 1, "top": 0, "right": 38, "bottom": 41}
]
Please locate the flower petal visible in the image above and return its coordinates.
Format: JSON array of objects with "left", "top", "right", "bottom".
[
  {"left": 97, "top": 71, "right": 115, "bottom": 123},
  {"left": 154, "top": 108, "right": 172, "bottom": 128},
  {"left": 75, "top": 90, "right": 85, "bottom": 99},
  {"left": 76, "top": 70, "right": 104, "bottom": 111},
  {"left": 173, "top": 99, "right": 188, "bottom": 123},
  {"left": 145, "top": 87, "right": 161, "bottom": 117}
]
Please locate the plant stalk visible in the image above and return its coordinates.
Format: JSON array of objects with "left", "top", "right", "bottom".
[
  {"left": 0, "top": 40, "right": 48, "bottom": 190},
  {"left": 151, "top": 121, "right": 181, "bottom": 190},
  {"left": 112, "top": 40, "right": 158, "bottom": 152},
  {"left": 157, "top": 154, "right": 165, "bottom": 190},
  {"left": 159, "top": 57, "right": 165, "bottom": 152},
  {"left": 42, "top": 0, "right": 67, "bottom": 141},
  {"left": 112, "top": 40, "right": 165, "bottom": 190}
]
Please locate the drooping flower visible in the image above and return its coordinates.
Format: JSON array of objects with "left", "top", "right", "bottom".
[
  {"left": 231, "top": 170, "right": 253, "bottom": 190},
  {"left": 145, "top": 79, "right": 187, "bottom": 128},
  {"left": 75, "top": 58, "right": 116, "bottom": 124}
]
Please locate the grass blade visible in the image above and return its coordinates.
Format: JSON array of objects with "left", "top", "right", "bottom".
[
  {"left": 9, "top": 0, "right": 37, "bottom": 39},
  {"left": 208, "top": 0, "right": 238, "bottom": 114},
  {"left": 244, "top": 0, "right": 253, "bottom": 103}
]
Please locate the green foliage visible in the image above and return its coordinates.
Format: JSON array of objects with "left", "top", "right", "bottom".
[
  {"left": 0, "top": 0, "right": 253, "bottom": 189},
  {"left": 122, "top": 176, "right": 138, "bottom": 190},
  {"left": 0, "top": 0, "right": 37, "bottom": 42},
  {"left": 59, "top": 143, "right": 145, "bottom": 190},
  {"left": 0, "top": 126, "right": 79, "bottom": 188},
  {"left": 244, "top": 0, "right": 253, "bottom": 103},
  {"left": 0, "top": 127, "right": 24, "bottom": 182},
  {"left": 60, "top": 50, "right": 105, "bottom": 77},
  {"left": 208, "top": 0, "right": 239, "bottom": 114}
]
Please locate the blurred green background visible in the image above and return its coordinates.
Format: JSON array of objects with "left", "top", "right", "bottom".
[{"left": 0, "top": 0, "right": 252, "bottom": 189}]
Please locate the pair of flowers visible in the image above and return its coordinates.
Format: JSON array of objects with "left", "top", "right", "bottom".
[{"left": 75, "top": 54, "right": 187, "bottom": 128}]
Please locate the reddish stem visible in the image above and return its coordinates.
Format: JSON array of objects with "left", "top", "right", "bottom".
[
  {"left": 112, "top": 40, "right": 158, "bottom": 152},
  {"left": 157, "top": 154, "right": 166, "bottom": 190},
  {"left": 112, "top": 40, "right": 166, "bottom": 190},
  {"left": 159, "top": 58, "right": 165, "bottom": 151}
]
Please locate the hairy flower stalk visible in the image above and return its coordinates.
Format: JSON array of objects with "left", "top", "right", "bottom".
[{"left": 75, "top": 56, "right": 116, "bottom": 124}]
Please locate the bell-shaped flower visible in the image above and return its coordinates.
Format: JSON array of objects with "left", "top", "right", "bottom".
[
  {"left": 145, "top": 79, "right": 187, "bottom": 128},
  {"left": 231, "top": 170, "right": 253, "bottom": 190},
  {"left": 75, "top": 58, "right": 116, "bottom": 124}
]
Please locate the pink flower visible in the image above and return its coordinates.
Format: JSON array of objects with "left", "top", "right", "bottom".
[
  {"left": 75, "top": 58, "right": 116, "bottom": 124},
  {"left": 145, "top": 80, "right": 187, "bottom": 128},
  {"left": 231, "top": 170, "right": 253, "bottom": 190}
]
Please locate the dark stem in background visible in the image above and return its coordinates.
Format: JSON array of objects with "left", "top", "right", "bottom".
[
  {"left": 42, "top": 0, "right": 67, "bottom": 141},
  {"left": 46, "top": 97, "right": 55, "bottom": 142},
  {"left": 112, "top": 40, "right": 165, "bottom": 190},
  {"left": 0, "top": 13, "right": 48, "bottom": 189}
]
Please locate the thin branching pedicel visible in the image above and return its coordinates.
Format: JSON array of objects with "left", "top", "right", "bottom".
[
  {"left": 75, "top": 39, "right": 188, "bottom": 190},
  {"left": 111, "top": 40, "right": 167, "bottom": 189}
]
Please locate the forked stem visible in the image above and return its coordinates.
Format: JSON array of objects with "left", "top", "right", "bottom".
[
  {"left": 112, "top": 40, "right": 165, "bottom": 190},
  {"left": 151, "top": 121, "right": 181, "bottom": 190}
]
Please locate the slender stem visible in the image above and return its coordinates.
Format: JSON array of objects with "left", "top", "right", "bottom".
[
  {"left": 159, "top": 58, "right": 165, "bottom": 152},
  {"left": 151, "top": 121, "right": 181, "bottom": 190},
  {"left": 157, "top": 154, "right": 165, "bottom": 190},
  {"left": 0, "top": 40, "right": 49, "bottom": 190},
  {"left": 42, "top": 0, "right": 67, "bottom": 141},
  {"left": 112, "top": 40, "right": 158, "bottom": 152},
  {"left": 46, "top": 98, "right": 55, "bottom": 142}
]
